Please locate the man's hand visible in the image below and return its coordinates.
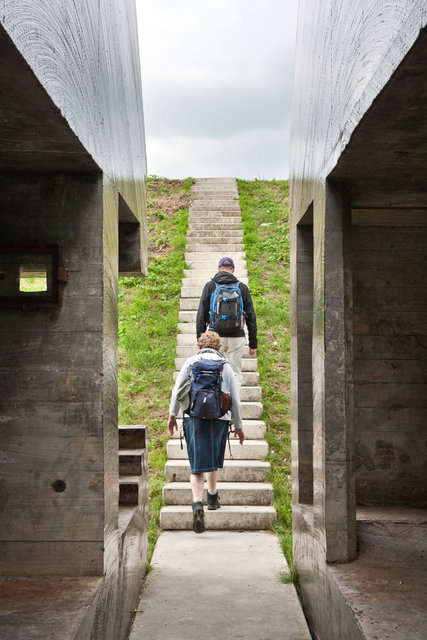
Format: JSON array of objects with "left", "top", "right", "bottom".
[
  {"left": 234, "top": 428, "right": 245, "bottom": 445},
  {"left": 249, "top": 348, "right": 257, "bottom": 356},
  {"left": 168, "top": 415, "right": 178, "bottom": 436}
]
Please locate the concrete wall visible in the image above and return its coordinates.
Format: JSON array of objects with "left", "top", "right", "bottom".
[
  {"left": 290, "top": 2, "right": 426, "bottom": 638},
  {"left": 0, "top": 171, "right": 105, "bottom": 574},
  {"left": 0, "top": 2, "right": 148, "bottom": 637},
  {"left": 352, "top": 215, "right": 427, "bottom": 505}
]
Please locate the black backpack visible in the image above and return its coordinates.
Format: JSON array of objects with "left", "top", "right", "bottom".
[
  {"left": 188, "top": 358, "right": 227, "bottom": 420},
  {"left": 209, "top": 280, "right": 245, "bottom": 333}
]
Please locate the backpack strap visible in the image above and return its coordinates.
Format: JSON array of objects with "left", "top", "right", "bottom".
[{"left": 208, "top": 280, "right": 219, "bottom": 329}]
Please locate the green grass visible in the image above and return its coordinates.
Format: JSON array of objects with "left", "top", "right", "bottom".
[
  {"left": 118, "top": 176, "right": 192, "bottom": 561},
  {"left": 237, "top": 179, "right": 293, "bottom": 566},
  {"left": 118, "top": 176, "right": 293, "bottom": 573}
]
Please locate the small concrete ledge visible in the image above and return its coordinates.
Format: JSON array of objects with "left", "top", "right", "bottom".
[
  {"left": 331, "top": 507, "right": 427, "bottom": 640},
  {"left": 165, "top": 459, "right": 271, "bottom": 482},
  {"left": 160, "top": 505, "right": 276, "bottom": 530},
  {"left": 0, "top": 576, "right": 102, "bottom": 640},
  {"left": 167, "top": 438, "right": 268, "bottom": 460}
]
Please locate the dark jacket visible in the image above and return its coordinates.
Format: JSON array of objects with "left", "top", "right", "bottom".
[{"left": 196, "top": 271, "right": 258, "bottom": 349}]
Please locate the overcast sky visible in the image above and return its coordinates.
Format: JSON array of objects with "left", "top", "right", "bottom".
[{"left": 135, "top": 0, "right": 299, "bottom": 180}]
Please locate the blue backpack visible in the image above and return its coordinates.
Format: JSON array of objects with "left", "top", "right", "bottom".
[
  {"left": 209, "top": 280, "right": 245, "bottom": 334},
  {"left": 188, "top": 358, "right": 226, "bottom": 420}
]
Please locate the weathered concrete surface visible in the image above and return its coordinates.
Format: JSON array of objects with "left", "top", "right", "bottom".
[
  {"left": 290, "top": 3, "right": 427, "bottom": 638},
  {"left": 0, "top": 576, "right": 102, "bottom": 640},
  {"left": 294, "top": 506, "right": 427, "bottom": 640},
  {"left": 129, "top": 531, "right": 312, "bottom": 640},
  {"left": 0, "top": 3, "right": 148, "bottom": 639},
  {"left": 332, "top": 509, "right": 427, "bottom": 640}
]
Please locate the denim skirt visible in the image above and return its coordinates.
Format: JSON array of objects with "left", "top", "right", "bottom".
[{"left": 183, "top": 416, "right": 230, "bottom": 474}]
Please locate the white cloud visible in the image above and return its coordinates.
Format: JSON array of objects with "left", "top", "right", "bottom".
[{"left": 136, "top": 0, "right": 298, "bottom": 179}]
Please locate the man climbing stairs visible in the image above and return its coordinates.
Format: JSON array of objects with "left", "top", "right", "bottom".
[{"left": 160, "top": 178, "right": 276, "bottom": 530}]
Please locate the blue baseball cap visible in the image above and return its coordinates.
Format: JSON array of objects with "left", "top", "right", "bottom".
[{"left": 218, "top": 257, "right": 235, "bottom": 268}]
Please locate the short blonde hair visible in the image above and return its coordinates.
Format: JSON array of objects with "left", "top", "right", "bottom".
[{"left": 197, "top": 331, "right": 222, "bottom": 351}]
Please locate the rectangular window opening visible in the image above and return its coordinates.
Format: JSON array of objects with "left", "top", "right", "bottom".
[{"left": 19, "top": 263, "right": 48, "bottom": 293}]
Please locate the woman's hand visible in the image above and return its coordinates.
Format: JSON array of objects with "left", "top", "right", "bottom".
[
  {"left": 234, "top": 428, "right": 245, "bottom": 445},
  {"left": 168, "top": 415, "right": 178, "bottom": 436}
]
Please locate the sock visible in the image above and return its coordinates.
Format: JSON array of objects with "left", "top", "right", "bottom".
[{"left": 208, "top": 489, "right": 218, "bottom": 496}]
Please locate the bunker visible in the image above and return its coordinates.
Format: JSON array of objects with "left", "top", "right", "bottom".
[
  {"left": 0, "top": 2, "right": 148, "bottom": 638},
  {"left": 290, "top": 2, "right": 427, "bottom": 638}
]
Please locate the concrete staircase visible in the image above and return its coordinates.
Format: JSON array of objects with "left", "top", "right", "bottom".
[{"left": 160, "top": 178, "right": 276, "bottom": 530}]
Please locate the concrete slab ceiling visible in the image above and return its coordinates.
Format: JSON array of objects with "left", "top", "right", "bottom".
[
  {"left": 329, "top": 26, "right": 427, "bottom": 195},
  {"left": 0, "top": 26, "right": 99, "bottom": 172}
]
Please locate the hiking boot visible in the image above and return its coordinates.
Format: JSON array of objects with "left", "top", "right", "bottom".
[
  {"left": 192, "top": 501, "right": 205, "bottom": 533},
  {"left": 207, "top": 490, "right": 220, "bottom": 510}
]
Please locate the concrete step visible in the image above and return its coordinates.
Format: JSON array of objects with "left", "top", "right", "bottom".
[
  {"left": 191, "top": 190, "right": 239, "bottom": 195},
  {"left": 239, "top": 386, "right": 262, "bottom": 402},
  {"left": 173, "top": 368, "right": 259, "bottom": 386},
  {"left": 167, "top": 438, "right": 268, "bottom": 460},
  {"left": 178, "top": 311, "right": 197, "bottom": 322},
  {"left": 188, "top": 214, "right": 241, "bottom": 222},
  {"left": 175, "top": 356, "right": 258, "bottom": 371},
  {"left": 177, "top": 320, "right": 201, "bottom": 332},
  {"left": 176, "top": 333, "right": 198, "bottom": 345},
  {"left": 189, "top": 211, "right": 241, "bottom": 218},
  {"left": 160, "top": 505, "right": 276, "bottom": 530},
  {"left": 186, "top": 233, "right": 243, "bottom": 242},
  {"left": 192, "top": 178, "right": 237, "bottom": 183},
  {"left": 185, "top": 251, "right": 246, "bottom": 261},
  {"left": 187, "top": 229, "right": 243, "bottom": 238},
  {"left": 188, "top": 216, "right": 241, "bottom": 223},
  {"left": 180, "top": 280, "right": 248, "bottom": 297},
  {"left": 119, "top": 450, "right": 144, "bottom": 475},
  {"left": 171, "top": 418, "right": 266, "bottom": 439},
  {"left": 178, "top": 311, "right": 248, "bottom": 325},
  {"left": 118, "top": 424, "right": 147, "bottom": 449},
  {"left": 186, "top": 237, "right": 243, "bottom": 246},
  {"left": 165, "top": 459, "right": 271, "bottom": 482},
  {"left": 176, "top": 344, "right": 253, "bottom": 358},
  {"left": 170, "top": 367, "right": 261, "bottom": 400},
  {"left": 176, "top": 322, "right": 249, "bottom": 336},
  {"left": 163, "top": 481, "right": 274, "bottom": 506},
  {"left": 119, "top": 476, "right": 141, "bottom": 506},
  {"left": 180, "top": 285, "right": 246, "bottom": 297},
  {"left": 187, "top": 223, "right": 241, "bottom": 231},
  {"left": 179, "top": 297, "right": 206, "bottom": 310},
  {"left": 185, "top": 244, "right": 244, "bottom": 253},
  {"left": 189, "top": 201, "right": 239, "bottom": 206},
  {"left": 182, "top": 266, "right": 247, "bottom": 277},
  {"left": 175, "top": 402, "right": 263, "bottom": 421},
  {"left": 176, "top": 331, "right": 250, "bottom": 346},
  {"left": 188, "top": 222, "right": 242, "bottom": 230},
  {"left": 182, "top": 269, "right": 247, "bottom": 278},
  {"left": 190, "top": 201, "right": 240, "bottom": 208},
  {"left": 184, "top": 259, "right": 246, "bottom": 270},
  {"left": 180, "top": 284, "right": 205, "bottom": 299}
]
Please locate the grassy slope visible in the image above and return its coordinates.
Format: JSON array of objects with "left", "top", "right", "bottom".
[
  {"left": 118, "top": 177, "right": 292, "bottom": 566},
  {"left": 118, "top": 176, "right": 192, "bottom": 557},
  {"left": 237, "top": 179, "right": 292, "bottom": 562}
]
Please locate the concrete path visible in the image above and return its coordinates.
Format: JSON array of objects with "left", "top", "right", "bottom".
[
  {"left": 129, "top": 530, "right": 312, "bottom": 640},
  {"left": 128, "top": 178, "right": 311, "bottom": 639}
]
